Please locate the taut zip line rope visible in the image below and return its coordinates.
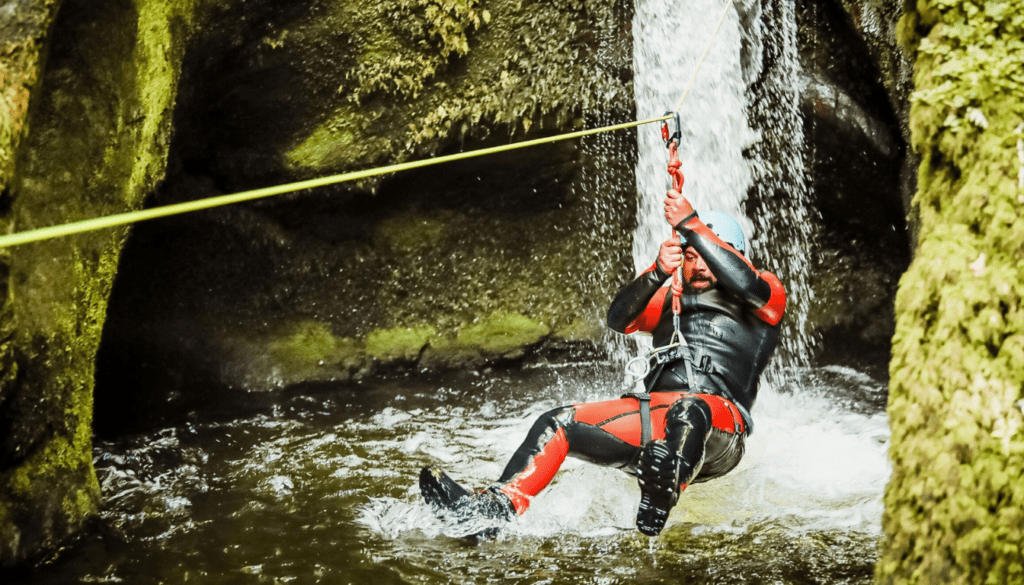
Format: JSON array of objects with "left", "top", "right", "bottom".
[{"left": 0, "top": 0, "right": 734, "bottom": 249}]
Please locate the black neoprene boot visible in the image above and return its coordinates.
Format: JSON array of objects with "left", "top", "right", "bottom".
[
  {"left": 635, "top": 440, "right": 682, "bottom": 536},
  {"left": 420, "top": 467, "right": 515, "bottom": 538}
]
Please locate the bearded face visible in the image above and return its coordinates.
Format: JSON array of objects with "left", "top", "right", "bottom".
[{"left": 682, "top": 247, "right": 717, "bottom": 294}]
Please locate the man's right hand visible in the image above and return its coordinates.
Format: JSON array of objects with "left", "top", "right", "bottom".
[{"left": 657, "top": 238, "right": 683, "bottom": 275}]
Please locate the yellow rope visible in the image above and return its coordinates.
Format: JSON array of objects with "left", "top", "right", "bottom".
[
  {"left": 0, "top": 116, "right": 672, "bottom": 249},
  {"left": 0, "top": 0, "right": 735, "bottom": 250}
]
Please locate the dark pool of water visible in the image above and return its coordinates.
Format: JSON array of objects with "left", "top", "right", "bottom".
[{"left": 12, "top": 362, "right": 888, "bottom": 584}]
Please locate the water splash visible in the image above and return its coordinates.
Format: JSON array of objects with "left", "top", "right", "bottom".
[{"left": 744, "top": 0, "right": 819, "bottom": 374}]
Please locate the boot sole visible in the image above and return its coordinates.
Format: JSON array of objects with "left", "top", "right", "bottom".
[{"left": 636, "top": 441, "right": 679, "bottom": 536}]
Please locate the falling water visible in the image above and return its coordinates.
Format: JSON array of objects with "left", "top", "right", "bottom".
[
  {"left": 631, "top": 0, "right": 818, "bottom": 373},
  {"left": 632, "top": 0, "right": 755, "bottom": 272}
]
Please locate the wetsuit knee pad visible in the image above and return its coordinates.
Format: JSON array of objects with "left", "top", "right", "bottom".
[{"left": 664, "top": 396, "right": 713, "bottom": 444}]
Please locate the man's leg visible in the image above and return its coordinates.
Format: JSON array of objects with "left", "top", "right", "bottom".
[
  {"left": 635, "top": 393, "right": 747, "bottom": 535},
  {"left": 421, "top": 393, "right": 688, "bottom": 530},
  {"left": 495, "top": 393, "right": 687, "bottom": 513},
  {"left": 422, "top": 399, "right": 644, "bottom": 525}
]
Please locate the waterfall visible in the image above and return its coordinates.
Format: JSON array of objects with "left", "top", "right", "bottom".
[
  {"left": 632, "top": 0, "right": 754, "bottom": 271},
  {"left": 631, "top": 0, "right": 817, "bottom": 375}
]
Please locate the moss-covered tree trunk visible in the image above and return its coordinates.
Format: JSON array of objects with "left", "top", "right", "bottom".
[
  {"left": 879, "top": 1, "right": 1024, "bottom": 583},
  {"left": 0, "top": 0, "right": 194, "bottom": 566}
]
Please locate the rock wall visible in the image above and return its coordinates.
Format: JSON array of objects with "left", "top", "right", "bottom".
[
  {"left": 879, "top": 1, "right": 1024, "bottom": 583},
  {"left": 0, "top": 0, "right": 195, "bottom": 566},
  {"left": 797, "top": 0, "right": 913, "bottom": 368},
  {"left": 92, "top": 0, "right": 638, "bottom": 433}
]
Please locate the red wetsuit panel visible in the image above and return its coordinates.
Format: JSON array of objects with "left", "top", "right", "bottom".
[
  {"left": 624, "top": 288, "right": 668, "bottom": 334},
  {"left": 690, "top": 394, "right": 745, "bottom": 434},
  {"left": 753, "top": 271, "right": 786, "bottom": 326},
  {"left": 499, "top": 426, "right": 569, "bottom": 513}
]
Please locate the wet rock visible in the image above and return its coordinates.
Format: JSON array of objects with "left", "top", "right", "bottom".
[
  {"left": 93, "top": 0, "right": 637, "bottom": 430},
  {"left": 0, "top": 0, "right": 195, "bottom": 567},
  {"left": 797, "top": 0, "right": 912, "bottom": 364}
]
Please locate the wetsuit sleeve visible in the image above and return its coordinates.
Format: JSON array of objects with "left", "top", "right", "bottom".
[
  {"left": 606, "top": 262, "right": 670, "bottom": 333},
  {"left": 676, "top": 214, "right": 787, "bottom": 326}
]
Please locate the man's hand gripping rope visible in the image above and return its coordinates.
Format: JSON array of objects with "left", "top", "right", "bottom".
[{"left": 621, "top": 130, "right": 697, "bottom": 401}]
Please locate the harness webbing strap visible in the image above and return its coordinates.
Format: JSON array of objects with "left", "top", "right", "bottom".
[{"left": 637, "top": 393, "right": 652, "bottom": 446}]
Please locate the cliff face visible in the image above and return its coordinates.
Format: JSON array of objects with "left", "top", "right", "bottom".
[
  {"left": 879, "top": 1, "right": 1024, "bottom": 583},
  {"left": 0, "top": 0, "right": 196, "bottom": 566},
  {"left": 1, "top": 0, "right": 635, "bottom": 562}
]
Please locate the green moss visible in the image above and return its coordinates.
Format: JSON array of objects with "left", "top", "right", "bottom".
[
  {"left": 365, "top": 324, "right": 437, "bottom": 361},
  {"left": 376, "top": 214, "right": 447, "bottom": 252},
  {"left": 457, "top": 311, "right": 550, "bottom": 355},
  {"left": 1, "top": 0, "right": 198, "bottom": 566},
  {"left": 281, "top": 0, "right": 631, "bottom": 180},
  {"left": 553, "top": 315, "right": 604, "bottom": 341},
  {"left": 269, "top": 321, "right": 352, "bottom": 365},
  {"left": 879, "top": 1, "right": 1024, "bottom": 583},
  {"left": 285, "top": 106, "right": 360, "bottom": 170}
]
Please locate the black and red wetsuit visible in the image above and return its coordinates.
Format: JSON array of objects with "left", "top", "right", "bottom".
[{"left": 492, "top": 214, "right": 787, "bottom": 514}]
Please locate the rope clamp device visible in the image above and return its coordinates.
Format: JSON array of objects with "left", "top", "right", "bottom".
[{"left": 661, "top": 110, "right": 682, "bottom": 148}]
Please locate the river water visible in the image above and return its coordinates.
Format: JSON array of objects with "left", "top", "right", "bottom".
[{"left": 18, "top": 362, "right": 889, "bottom": 584}]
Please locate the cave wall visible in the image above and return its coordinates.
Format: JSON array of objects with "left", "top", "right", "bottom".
[
  {"left": 879, "top": 1, "right": 1024, "bottom": 583},
  {"left": 93, "top": 0, "right": 638, "bottom": 433},
  {"left": 0, "top": 0, "right": 195, "bottom": 566}
]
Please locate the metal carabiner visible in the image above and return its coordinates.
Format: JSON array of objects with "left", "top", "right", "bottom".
[
  {"left": 625, "top": 354, "right": 652, "bottom": 380},
  {"left": 661, "top": 110, "right": 682, "bottom": 148}
]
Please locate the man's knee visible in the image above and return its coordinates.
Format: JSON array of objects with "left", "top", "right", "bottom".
[
  {"left": 527, "top": 405, "right": 574, "bottom": 436},
  {"left": 665, "top": 396, "right": 713, "bottom": 439}
]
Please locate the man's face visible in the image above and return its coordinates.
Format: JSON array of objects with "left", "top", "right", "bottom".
[{"left": 682, "top": 247, "right": 717, "bottom": 294}]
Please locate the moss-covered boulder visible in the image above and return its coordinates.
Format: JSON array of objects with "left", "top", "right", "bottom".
[
  {"left": 0, "top": 0, "right": 196, "bottom": 567},
  {"left": 879, "top": 1, "right": 1024, "bottom": 582}
]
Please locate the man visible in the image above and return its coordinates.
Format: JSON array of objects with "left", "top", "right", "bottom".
[{"left": 420, "top": 187, "right": 786, "bottom": 537}]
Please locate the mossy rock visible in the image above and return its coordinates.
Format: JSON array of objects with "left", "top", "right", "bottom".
[
  {"left": 457, "top": 311, "right": 550, "bottom": 357},
  {"left": 552, "top": 315, "right": 605, "bottom": 342},
  {"left": 365, "top": 324, "right": 437, "bottom": 363},
  {"left": 225, "top": 321, "right": 368, "bottom": 389}
]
